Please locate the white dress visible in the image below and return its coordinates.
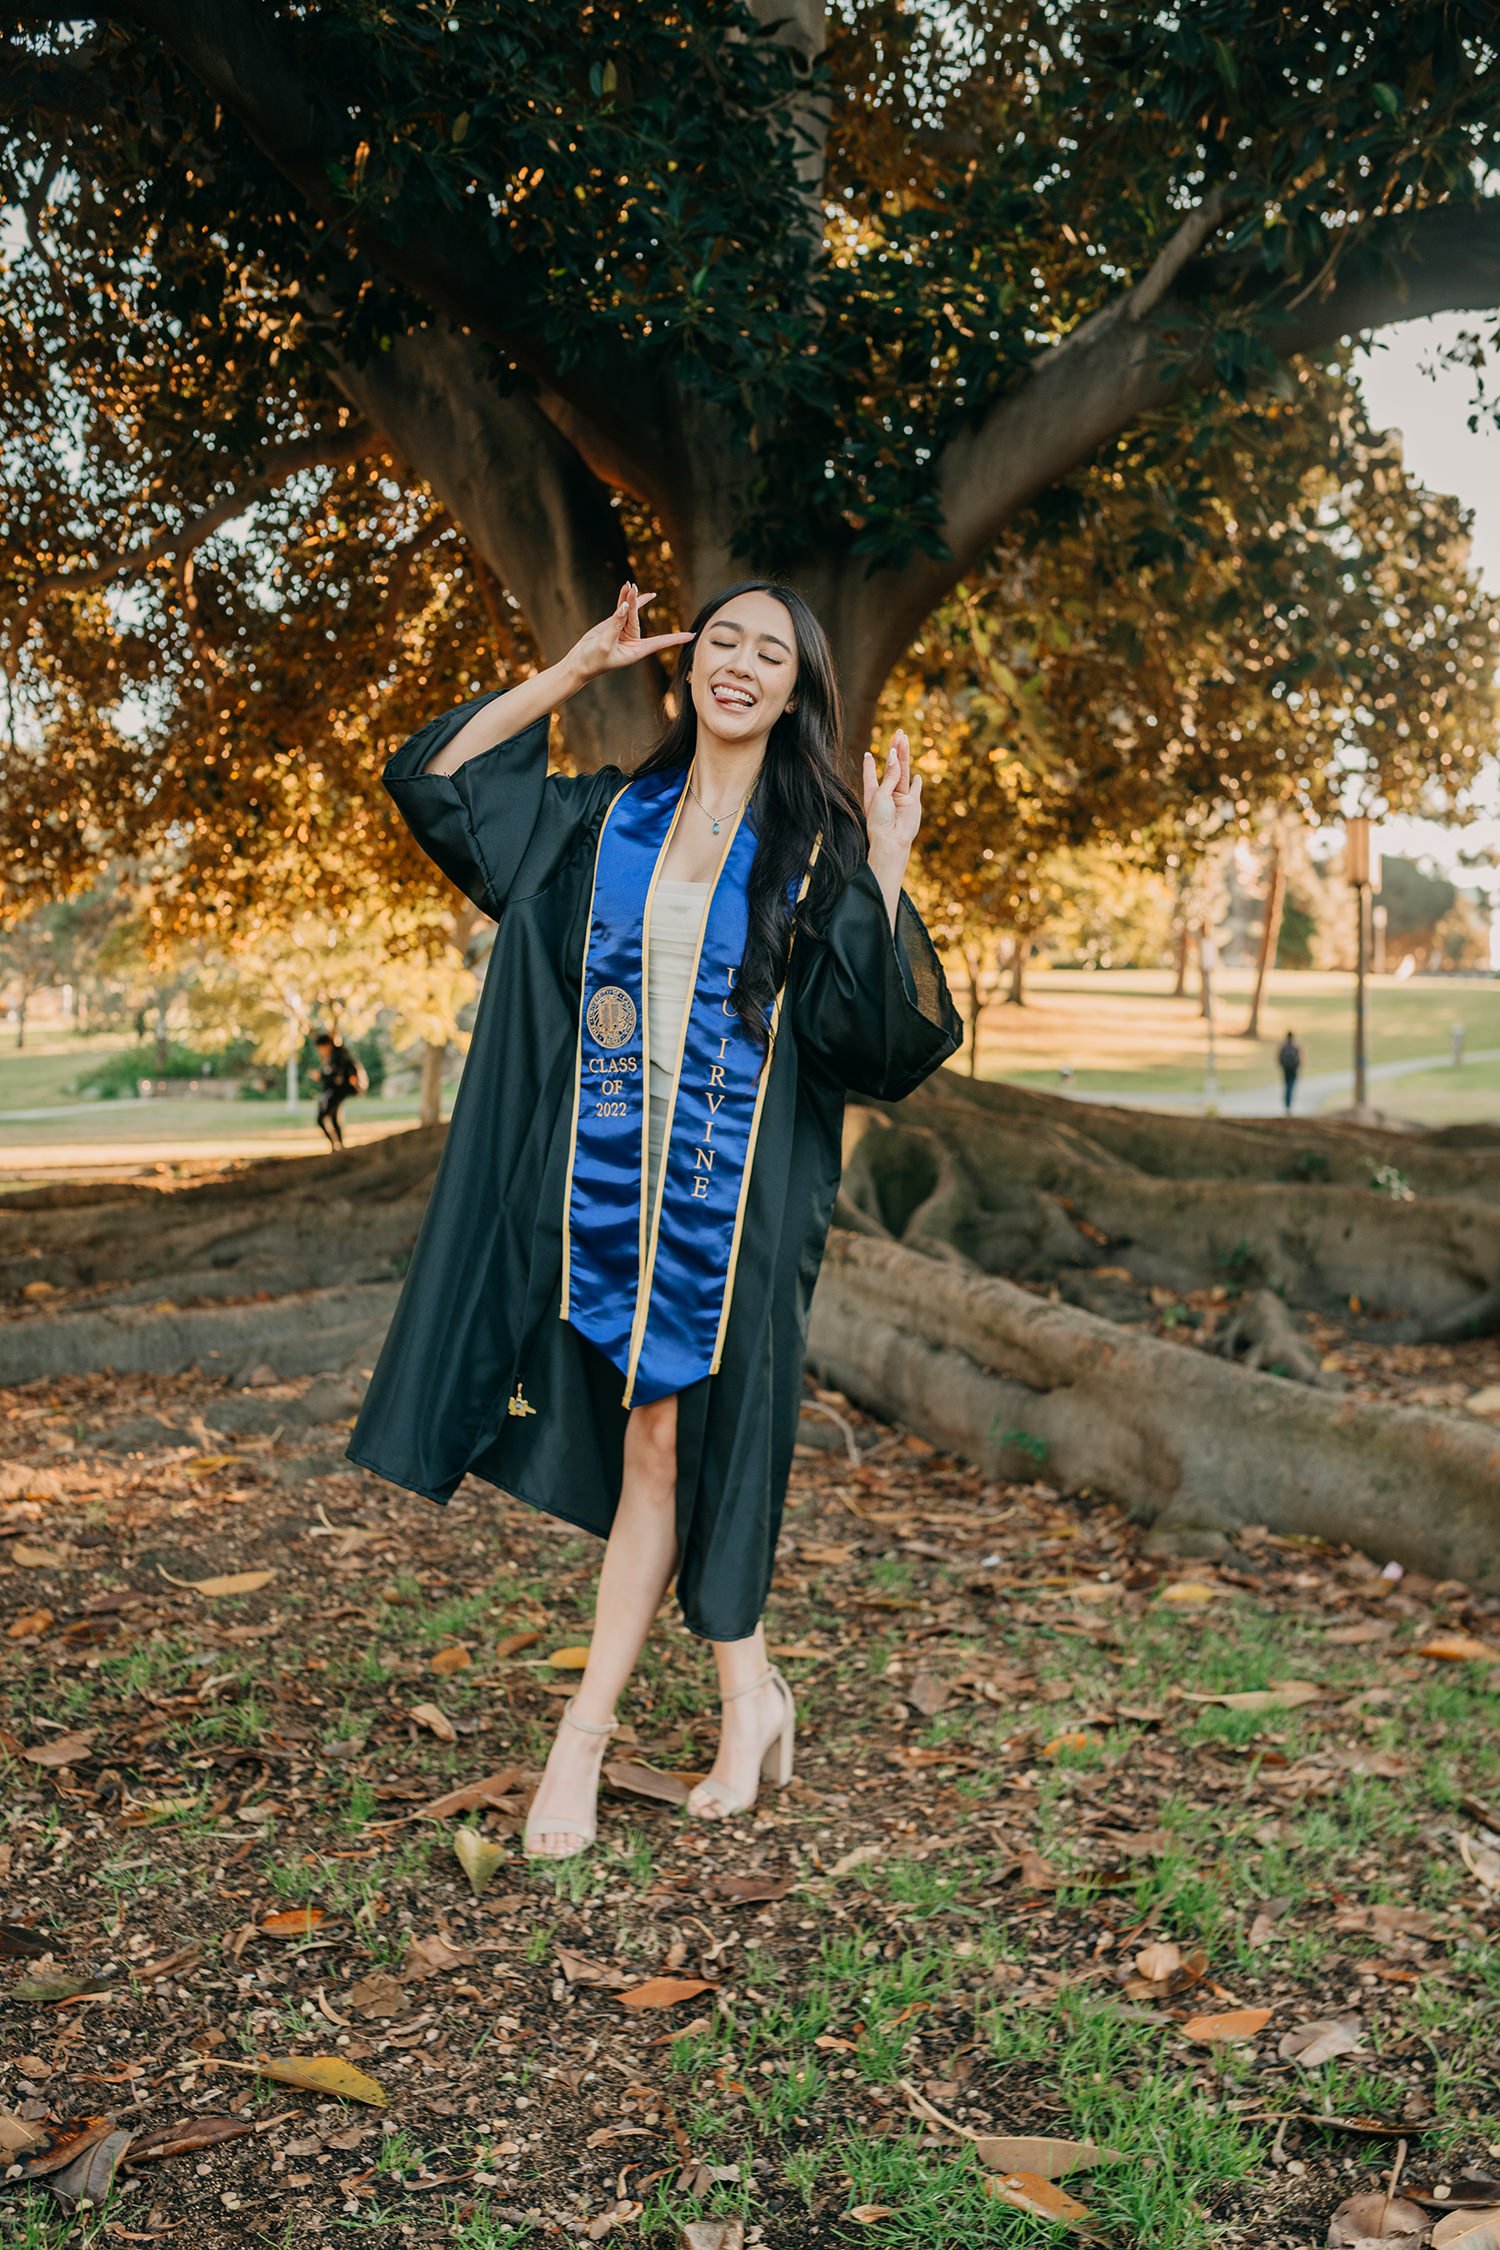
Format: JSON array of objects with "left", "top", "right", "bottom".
[{"left": 646, "top": 878, "right": 711, "bottom": 1208}]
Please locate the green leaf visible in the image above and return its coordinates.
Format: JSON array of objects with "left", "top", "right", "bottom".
[{"left": 1372, "top": 82, "right": 1402, "bottom": 116}]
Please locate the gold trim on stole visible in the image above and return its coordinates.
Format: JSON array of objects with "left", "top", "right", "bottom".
[
  {"left": 621, "top": 773, "right": 748, "bottom": 1407},
  {"left": 559, "top": 781, "right": 632, "bottom": 1324},
  {"left": 708, "top": 830, "right": 823, "bottom": 1375}
]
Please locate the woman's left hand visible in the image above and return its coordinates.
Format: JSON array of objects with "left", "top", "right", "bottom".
[{"left": 863, "top": 730, "right": 923, "bottom": 858}]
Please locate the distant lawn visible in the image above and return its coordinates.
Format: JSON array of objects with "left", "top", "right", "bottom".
[
  {"left": 0, "top": 1025, "right": 453, "bottom": 1182},
  {"left": 0, "top": 1026, "right": 134, "bottom": 1109},
  {"left": 1371, "top": 1055, "right": 1500, "bottom": 1127},
  {"left": 972, "top": 967, "right": 1498, "bottom": 1103}
]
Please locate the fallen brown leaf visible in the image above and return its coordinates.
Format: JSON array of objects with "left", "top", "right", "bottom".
[
  {"left": 676, "top": 2220, "right": 745, "bottom": 2250},
  {"left": 0, "top": 2112, "right": 45, "bottom": 2158},
  {"left": 0, "top": 1922, "right": 51, "bottom": 1959},
  {"left": 347, "top": 1972, "right": 409, "bottom": 2019},
  {"left": 23, "top": 1729, "right": 96, "bottom": 1767},
  {"left": 8, "top": 2115, "right": 117, "bottom": 2181},
  {"left": 704, "top": 1872, "right": 795, "bottom": 1904},
  {"left": 602, "top": 1757, "right": 690, "bottom": 1806},
  {"left": 428, "top": 1646, "right": 470, "bottom": 1676},
  {"left": 1134, "top": 1941, "right": 1182, "bottom": 1983},
  {"left": 1182, "top": 2007, "right": 1272, "bottom": 2043},
  {"left": 1415, "top": 1635, "right": 1500, "bottom": 1665},
  {"left": 46, "top": 2125, "right": 133, "bottom": 2212},
  {"left": 1279, "top": 2016, "right": 1365, "bottom": 2067},
  {"left": 404, "top": 1932, "right": 473, "bottom": 1978},
  {"left": 554, "top": 1948, "right": 638, "bottom": 1989},
  {"left": 1459, "top": 1834, "right": 1500, "bottom": 1892},
  {"left": 1327, "top": 2190, "right": 1427, "bottom": 2244},
  {"left": 245, "top": 2055, "right": 387, "bottom": 2106},
  {"left": 157, "top": 1568, "right": 275, "bottom": 1597},
  {"left": 1432, "top": 2213, "right": 1500, "bottom": 2249},
  {"left": 984, "top": 2169, "right": 1099, "bottom": 2235},
  {"left": 453, "top": 1826, "right": 506, "bottom": 1897},
  {"left": 906, "top": 1671, "right": 950, "bottom": 1716},
  {"left": 124, "top": 2117, "right": 254, "bottom": 2164},
  {"left": 414, "top": 1768, "right": 527, "bottom": 1820},
  {"left": 1180, "top": 1679, "right": 1323, "bottom": 1712},
  {"left": 618, "top": 1976, "right": 715, "bottom": 2011},
  {"left": 259, "top": 1909, "right": 325, "bottom": 1938},
  {"left": 494, "top": 1629, "right": 542, "bottom": 1658},
  {"left": 408, "top": 1701, "right": 457, "bottom": 1742},
  {"left": 7, "top": 1608, "right": 54, "bottom": 1637},
  {"left": 827, "top": 1841, "right": 883, "bottom": 1877},
  {"left": 973, "top": 2136, "right": 1119, "bottom": 2179}
]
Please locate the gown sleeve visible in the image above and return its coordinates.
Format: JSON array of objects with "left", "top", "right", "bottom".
[
  {"left": 382, "top": 690, "right": 616, "bottom": 919},
  {"left": 794, "top": 861, "right": 964, "bottom": 1099}
]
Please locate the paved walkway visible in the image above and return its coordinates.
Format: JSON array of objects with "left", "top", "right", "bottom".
[{"left": 1052, "top": 1046, "right": 1500, "bottom": 1119}]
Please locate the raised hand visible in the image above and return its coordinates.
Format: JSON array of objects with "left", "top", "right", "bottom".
[
  {"left": 573, "top": 580, "right": 693, "bottom": 679},
  {"left": 862, "top": 729, "right": 924, "bottom": 857}
]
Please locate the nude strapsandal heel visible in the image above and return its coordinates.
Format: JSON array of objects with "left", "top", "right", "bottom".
[
  {"left": 687, "top": 1665, "right": 796, "bottom": 1819},
  {"left": 522, "top": 1698, "right": 619, "bottom": 1859}
]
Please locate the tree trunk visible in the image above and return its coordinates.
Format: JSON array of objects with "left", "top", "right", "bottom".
[
  {"left": 329, "top": 323, "right": 666, "bottom": 772},
  {"left": 959, "top": 943, "right": 986, "bottom": 1077},
  {"left": 14, "top": 990, "right": 25, "bottom": 1049},
  {"left": 1242, "top": 836, "right": 1286, "bottom": 1040},
  {"left": 1005, "top": 940, "right": 1026, "bottom": 1007},
  {"left": 155, "top": 1004, "right": 170, "bottom": 1071},
  {"left": 418, "top": 1041, "right": 445, "bottom": 1129}
]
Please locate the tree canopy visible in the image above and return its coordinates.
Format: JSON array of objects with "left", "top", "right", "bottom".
[{"left": 2, "top": 0, "right": 1497, "bottom": 934}]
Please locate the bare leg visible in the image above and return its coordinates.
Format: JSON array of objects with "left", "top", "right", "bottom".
[
  {"left": 685, "top": 1622, "right": 788, "bottom": 1819},
  {"left": 525, "top": 1394, "right": 679, "bottom": 1858}
]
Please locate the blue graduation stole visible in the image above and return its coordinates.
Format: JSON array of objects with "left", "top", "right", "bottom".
[{"left": 560, "top": 766, "right": 810, "bottom": 1407}]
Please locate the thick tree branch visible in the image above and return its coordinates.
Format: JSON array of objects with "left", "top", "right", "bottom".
[
  {"left": 5, "top": 422, "right": 373, "bottom": 660},
  {"left": 327, "top": 320, "right": 663, "bottom": 771},
  {"left": 744, "top": 0, "right": 829, "bottom": 243},
  {"left": 113, "top": 0, "right": 670, "bottom": 508},
  {"left": 881, "top": 197, "right": 1500, "bottom": 660}
]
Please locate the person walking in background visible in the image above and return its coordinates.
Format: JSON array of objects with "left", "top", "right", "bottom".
[
  {"left": 1278, "top": 1029, "right": 1303, "bottom": 1113},
  {"left": 314, "top": 1031, "right": 363, "bottom": 1151}
]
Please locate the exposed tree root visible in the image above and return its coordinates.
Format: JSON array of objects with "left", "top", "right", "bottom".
[
  {"left": 4, "top": 1087, "right": 1499, "bottom": 1584},
  {"left": 807, "top": 1231, "right": 1500, "bottom": 1590}
]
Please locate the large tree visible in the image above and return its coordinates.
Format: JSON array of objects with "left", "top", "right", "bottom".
[{"left": 2, "top": 0, "right": 1497, "bottom": 807}]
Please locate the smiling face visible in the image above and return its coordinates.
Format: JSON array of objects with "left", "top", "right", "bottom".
[{"left": 688, "top": 589, "right": 799, "bottom": 747}]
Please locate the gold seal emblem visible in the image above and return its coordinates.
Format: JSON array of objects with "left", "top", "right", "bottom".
[{"left": 586, "top": 984, "right": 637, "bottom": 1050}]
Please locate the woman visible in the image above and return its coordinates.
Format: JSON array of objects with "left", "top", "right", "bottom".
[{"left": 347, "top": 578, "right": 961, "bottom": 1858}]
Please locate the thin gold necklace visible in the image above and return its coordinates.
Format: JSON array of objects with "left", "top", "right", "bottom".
[{"left": 687, "top": 763, "right": 754, "bottom": 836}]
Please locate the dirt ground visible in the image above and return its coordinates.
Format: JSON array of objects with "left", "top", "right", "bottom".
[{"left": 2, "top": 1341, "right": 1499, "bottom": 2250}]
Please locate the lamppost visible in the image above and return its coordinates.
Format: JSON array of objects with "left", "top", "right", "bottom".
[{"left": 1346, "top": 819, "right": 1381, "bottom": 1114}]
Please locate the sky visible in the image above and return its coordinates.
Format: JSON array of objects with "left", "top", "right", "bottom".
[{"left": 1350, "top": 311, "right": 1500, "bottom": 891}]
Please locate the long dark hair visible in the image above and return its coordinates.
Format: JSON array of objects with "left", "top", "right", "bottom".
[{"left": 632, "top": 580, "right": 867, "bottom": 1053}]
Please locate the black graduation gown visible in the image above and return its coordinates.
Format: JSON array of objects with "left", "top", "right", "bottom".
[{"left": 346, "top": 692, "right": 963, "bottom": 1641}]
